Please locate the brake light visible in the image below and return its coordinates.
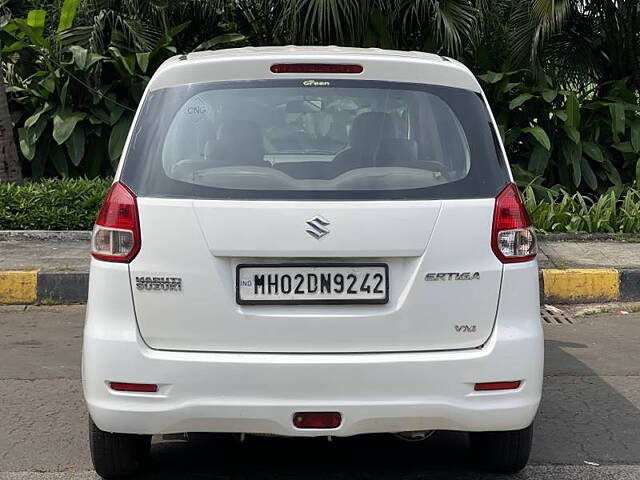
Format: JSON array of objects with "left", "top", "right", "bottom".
[
  {"left": 491, "top": 183, "right": 536, "bottom": 263},
  {"left": 91, "top": 182, "right": 141, "bottom": 263},
  {"left": 270, "top": 63, "right": 363, "bottom": 74}
]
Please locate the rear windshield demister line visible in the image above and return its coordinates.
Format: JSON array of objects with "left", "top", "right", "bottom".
[{"left": 121, "top": 79, "right": 509, "bottom": 200}]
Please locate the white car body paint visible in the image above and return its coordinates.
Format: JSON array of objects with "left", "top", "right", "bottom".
[{"left": 84, "top": 46, "right": 543, "bottom": 437}]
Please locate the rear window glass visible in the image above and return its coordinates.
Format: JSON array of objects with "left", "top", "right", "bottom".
[{"left": 121, "top": 80, "right": 508, "bottom": 200}]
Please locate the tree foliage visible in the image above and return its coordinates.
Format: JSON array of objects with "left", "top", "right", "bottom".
[{"left": 1, "top": 0, "right": 639, "bottom": 192}]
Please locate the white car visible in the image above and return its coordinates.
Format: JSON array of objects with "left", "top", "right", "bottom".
[{"left": 83, "top": 46, "right": 543, "bottom": 478}]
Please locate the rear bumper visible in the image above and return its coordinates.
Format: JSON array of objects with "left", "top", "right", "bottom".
[
  {"left": 84, "top": 334, "right": 542, "bottom": 437},
  {"left": 83, "top": 261, "right": 543, "bottom": 436}
]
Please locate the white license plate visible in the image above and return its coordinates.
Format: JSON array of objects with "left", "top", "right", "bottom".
[{"left": 236, "top": 264, "right": 389, "bottom": 305}]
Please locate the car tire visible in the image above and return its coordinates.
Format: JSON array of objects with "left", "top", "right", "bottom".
[
  {"left": 469, "top": 423, "right": 533, "bottom": 473},
  {"left": 89, "top": 418, "right": 151, "bottom": 479}
]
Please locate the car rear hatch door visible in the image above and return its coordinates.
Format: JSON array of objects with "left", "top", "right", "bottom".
[{"left": 129, "top": 198, "right": 503, "bottom": 353}]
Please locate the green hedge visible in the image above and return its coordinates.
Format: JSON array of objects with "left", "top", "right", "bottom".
[
  {"left": 523, "top": 185, "right": 640, "bottom": 234},
  {"left": 0, "top": 178, "right": 111, "bottom": 230},
  {"left": 2, "top": 178, "right": 640, "bottom": 233}
]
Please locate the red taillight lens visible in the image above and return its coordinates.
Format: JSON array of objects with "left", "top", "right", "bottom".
[
  {"left": 91, "top": 182, "right": 141, "bottom": 263},
  {"left": 109, "top": 382, "right": 158, "bottom": 393},
  {"left": 491, "top": 183, "right": 536, "bottom": 263},
  {"left": 293, "top": 412, "right": 342, "bottom": 429},
  {"left": 270, "top": 63, "right": 363, "bottom": 74},
  {"left": 474, "top": 381, "right": 522, "bottom": 391}
]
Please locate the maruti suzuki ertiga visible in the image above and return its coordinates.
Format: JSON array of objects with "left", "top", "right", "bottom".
[{"left": 83, "top": 47, "right": 543, "bottom": 478}]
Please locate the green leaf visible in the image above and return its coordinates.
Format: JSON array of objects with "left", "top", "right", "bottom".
[
  {"left": 504, "top": 127, "right": 521, "bottom": 146},
  {"left": 194, "top": 33, "right": 246, "bottom": 52},
  {"left": 613, "top": 142, "right": 634, "bottom": 153},
  {"left": 636, "top": 158, "right": 640, "bottom": 187},
  {"left": 563, "top": 125, "right": 580, "bottom": 144},
  {"left": 57, "top": 0, "right": 81, "bottom": 32},
  {"left": 477, "top": 71, "right": 504, "bottom": 84},
  {"left": 509, "top": 93, "right": 533, "bottom": 110},
  {"left": 32, "top": 112, "right": 48, "bottom": 138},
  {"left": 553, "top": 110, "right": 568, "bottom": 122},
  {"left": 85, "top": 138, "right": 104, "bottom": 178},
  {"left": 604, "top": 160, "right": 622, "bottom": 186},
  {"left": 583, "top": 141, "right": 604, "bottom": 163},
  {"left": 106, "top": 101, "right": 124, "bottom": 125},
  {"left": 528, "top": 144, "right": 551, "bottom": 175},
  {"left": 631, "top": 122, "right": 640, "bottom": 153},
  {"left": 27, "top": 9, "right": 46, "bottom": 29},
  {"left": 565, "top": 93, "right": 580, "bottom": 128},
  {"left": 109, "top": 47, "right": 136, "bottom": 75},
  {"left": 65, "top": 123, "right": 85, "bottom": 166},
  {"left": 561, "top": 139, "right": 582, "bottom": 187},
  {"left": 17, "top": 127, "right": 36, "bottom": 161},
  {"left": 580, "top": 158, "right": 597, "bottom": 190},
  {"left": 50, "top": 145, "right": 69, "bottom": 177},
  {"left": 24, "top": 103, "right": 52, "bottom": 128},
  {"left": 364, "top": 9, "right": 392, "bottom": 49},
  {"left": 541, "top": 90, "right": 557, "bottom": 103},
  {"left": 523, "top": 126, "right": 551, "bottom": 150},
  {"left": 89, "top": 106, "right": 110, "bottom": 125},
  {"left": 135, "top": 52, "right": 150, "bottom": 73},
  {"left": 30, "top": 138, "right": 48, "bottom": 178},
  {"left": 59, "top": 78, "right": 69, "bottom": 108},
  {"left": 609, "top": 102, "right": 626, "bottom": 137},
  {"left": 68, "top": 45, "right": 88, "bottom": 69},
  {"left": 1, "top": 40, "right": 26, "bottom": 53},
  {"left": 39, "top": 75, "right": 55, "bottom": 94},
  {"left": 108, "top": 113, "right": 133, "bottom": 165},
  {"left": 52, "top": 110, "right": 86, "bottom": 145},
  {"left": 86, "top": 52, "right": 107, "bottom": 70},
  {"left": 12, "top": 18, "right": 47, "bottom": 47}
]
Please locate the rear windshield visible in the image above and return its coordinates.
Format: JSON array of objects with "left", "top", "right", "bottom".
[{"left": 121, "top": 80, "right": 509, "bottom": 200}]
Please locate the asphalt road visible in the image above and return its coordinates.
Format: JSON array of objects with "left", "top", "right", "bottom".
[{"left": 1, "top": 305, "right": 639, "bottom": 479}]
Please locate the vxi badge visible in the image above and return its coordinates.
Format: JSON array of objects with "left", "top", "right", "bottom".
[{"left": 425, "top": 272, "right": 481, "bottom": 281}]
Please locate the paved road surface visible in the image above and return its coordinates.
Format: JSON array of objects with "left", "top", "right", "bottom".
[{"left": 1, "top": 305, "right": 639, "bottom": 479}]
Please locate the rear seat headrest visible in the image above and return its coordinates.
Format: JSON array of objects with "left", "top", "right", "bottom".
[
  {"left": 205, "top": 118, "right": 265, "bottom": 166},
  {"left": 349, "top": 112, "right": 397, "bottom": 150},
  {"left": 375, "top": 139, "right": 418, "bottom": 166}
]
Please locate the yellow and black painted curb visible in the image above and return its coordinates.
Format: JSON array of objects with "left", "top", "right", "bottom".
[
  {"left": 0, "top": 271, "right": 89, "bottom": 305},
  {"left": 0, "top": 268, "right": 638, "bottom": 305},
  {"left": 541, "top": 268, "right": 640, "bottom": 303}
]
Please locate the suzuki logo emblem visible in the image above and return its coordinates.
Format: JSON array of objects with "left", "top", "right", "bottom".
[{"left": 306, "top": 215, "right": 330, "bottom": 239}]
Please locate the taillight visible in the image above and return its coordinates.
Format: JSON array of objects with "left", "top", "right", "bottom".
[
  {"left": 270, "top": 63, "right": 363, "bottom": 74},
  {"left": 491, "top": 183, "right": 536, "bottom": 263},
  {"left": 91, "top": 182, "right": 141, "bottom": 263}
]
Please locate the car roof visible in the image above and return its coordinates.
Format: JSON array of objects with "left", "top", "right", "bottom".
[{"left": 147, "top": 46, "right": 482, "bottom": 93}]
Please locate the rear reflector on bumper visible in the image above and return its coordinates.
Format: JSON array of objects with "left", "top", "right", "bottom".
[
  {"left": 474, "top": 381, "right": 521, "bottom": 391},
  {"left": 293, "top": 412, "right": 342, "bottom": 429},
  {"left": 109, "top": 382, "right": 158, "bottom": 393}
]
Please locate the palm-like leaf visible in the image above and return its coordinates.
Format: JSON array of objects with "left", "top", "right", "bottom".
[
  {"left": 397, "top": 0, "right": 476, "bottom": 56},
  {"left": 281, "top": 0, "right": 366, "bottom": 45},
  {"left": 59, "top": 0, "right": 230, "bottom": 53},
  {"left": 510, "top": 0, "right": 572, "bottom": 66}
]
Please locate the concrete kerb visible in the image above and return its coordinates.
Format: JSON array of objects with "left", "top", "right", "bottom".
[{"left": 0, "top": 268, "right": 638, "bottom": 305}]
